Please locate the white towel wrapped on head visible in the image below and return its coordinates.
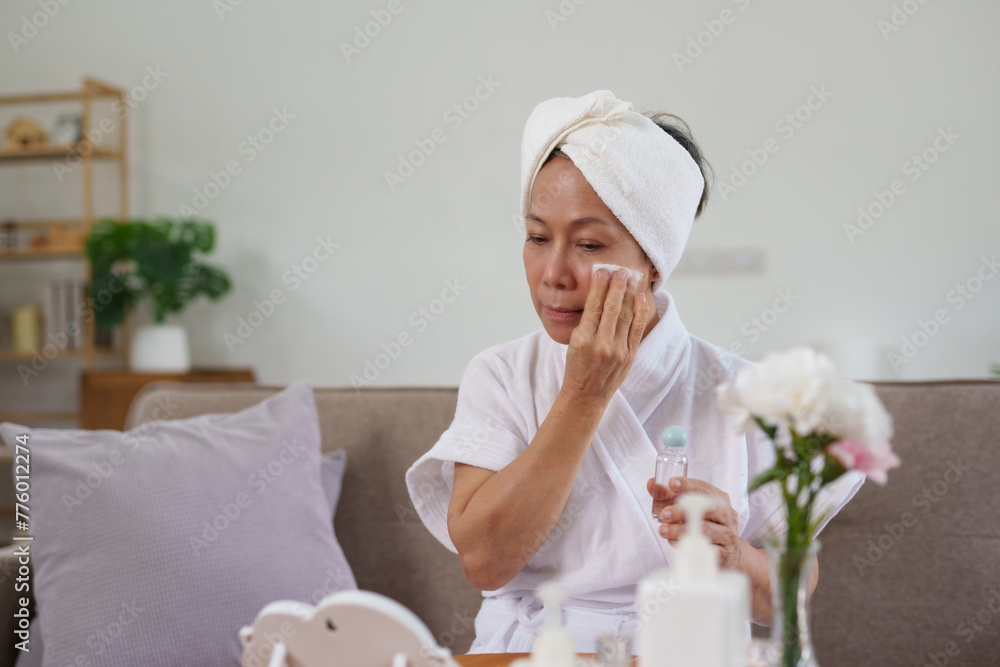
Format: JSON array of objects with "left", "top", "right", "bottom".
[{"left": 520, "top": 90, "right": 705, "bottom": 293}]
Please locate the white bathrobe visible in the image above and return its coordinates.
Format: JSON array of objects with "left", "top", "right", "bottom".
[{"left": 405, "top": 289, "right": 865, "bottom": 654}]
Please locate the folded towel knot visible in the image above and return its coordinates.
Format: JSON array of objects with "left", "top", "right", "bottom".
[{"left": 583, "top": 91, "right": 631, "bottom": 122}]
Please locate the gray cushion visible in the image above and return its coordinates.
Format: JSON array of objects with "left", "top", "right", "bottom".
[{"left": 0, "top": 380, "right": 356, "bottom": 666}]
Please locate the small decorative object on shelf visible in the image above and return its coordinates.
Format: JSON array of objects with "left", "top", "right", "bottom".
[
  {"left": 4, "top": 116, "right": 48, "bottom": 150},
  {"left": 716, "top": 347, "right": 900, "bottom": 667},
  {"left": 0, "top": 220, "right": 15, "bottom": 250},
  {"left": 239, "top": 590, "right": 459, "bottom": 667},
  {"left": 52, "top": 112, "right": 82, "bottom": 145},
  {"left": 84, "top": 217, "right": 232, "bottom": 372},
  {"left": 11, "top": 304, "right": 41, "bottom": 353}
]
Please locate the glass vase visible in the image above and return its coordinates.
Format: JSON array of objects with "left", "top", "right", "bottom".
[{"left": 766, "top": 540, "right": 820, "bottom": 667}]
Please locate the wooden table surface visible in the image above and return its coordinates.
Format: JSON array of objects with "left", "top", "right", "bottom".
[
  {"left": 455, "top": 654, "right": 636, "bottom": 666},
  {"left": 454, "top": 655, "right": 530, "bottom": 666}
]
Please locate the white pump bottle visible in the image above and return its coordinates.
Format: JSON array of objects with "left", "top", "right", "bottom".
[
  {"left": 637, "top": 493, "right": 750, "bottom": 667},
  {"left": 510, "top": 582, "right": 575, "bottom": 667}
]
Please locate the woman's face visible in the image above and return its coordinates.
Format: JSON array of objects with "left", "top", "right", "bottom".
[{"left": 523, "top": 156, "right": 660, "bottom": 344}]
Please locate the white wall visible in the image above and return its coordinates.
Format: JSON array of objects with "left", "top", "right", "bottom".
[{"left": 2, "top": 0, "right": 998, "bottom": 415}]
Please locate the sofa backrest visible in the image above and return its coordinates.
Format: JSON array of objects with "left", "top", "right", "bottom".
[
  {"left": 126, "top": 379, "right": 1000, "bottom": 664},
  {"left": 808, "top": 379, "right": 1000, "bottom": 666}
]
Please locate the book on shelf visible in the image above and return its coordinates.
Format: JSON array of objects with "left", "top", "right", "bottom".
[
  {"left": 42, "top": 280, "right": 60, "bottom": 348},
  {"left": 66, "top": 278, "right": 83, "bottom": 349},
  {"left": 40, "top": 279, "right": 117, "bottom": 351},
  {"left": 43, "top": 279, "right": 83, "bottom": 350}
]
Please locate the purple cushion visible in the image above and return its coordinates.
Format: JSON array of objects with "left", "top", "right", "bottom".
[{"left": 1, "top": 380, "right": 356, "bottom": 667}]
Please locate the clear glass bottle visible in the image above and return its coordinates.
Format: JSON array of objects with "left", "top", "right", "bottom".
[
  {"left": 652, "top": 425, "right": 688, "bottom": 523},
  {"left": 595, "top": 634, "right": 632, "bottom": 666}
]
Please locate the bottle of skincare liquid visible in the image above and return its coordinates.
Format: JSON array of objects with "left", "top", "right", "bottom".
[
  {"left": 651, "top": 425, "right": 688, "bottom": 522},
  {"left": 637, "top": 493, "right": 750, "bottom": 667},
  {"left": 529, "top": 582, "right": 575, "bottom": 667}
]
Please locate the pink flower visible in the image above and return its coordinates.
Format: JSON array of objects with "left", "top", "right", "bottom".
[{"left": 828, "top": 439, "right": 901, "bottom": 485}]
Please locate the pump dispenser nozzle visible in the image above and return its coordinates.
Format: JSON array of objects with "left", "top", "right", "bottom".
[
  {"left": 674, "top": 493, "right": 722, "bottom": 583},
  {"left": 537, "top": 582, "right": 567, "bottom": 629},
  {"left": 530, "top": 583, "right": 574, "bottom": 667}
]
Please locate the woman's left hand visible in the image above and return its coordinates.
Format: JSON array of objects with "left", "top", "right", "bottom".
[{"left": 645, "top": 476, "right": 744, "bottom": 569}]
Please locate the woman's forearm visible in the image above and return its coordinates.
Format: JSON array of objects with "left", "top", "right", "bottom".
[
  {"left": 449, "top": 389, "right": 606, "bottom": 590},
  {"left": 734, "top": 540, "right": 773, "bottom": 625}
]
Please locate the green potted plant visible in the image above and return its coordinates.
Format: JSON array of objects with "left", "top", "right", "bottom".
[{"left": 85, "top": 217, "right": 232, "bottom": 372}]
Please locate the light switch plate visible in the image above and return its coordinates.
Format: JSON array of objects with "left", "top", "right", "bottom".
[{"left": 674, "top": 248, "right": 766, "bottom": 275}]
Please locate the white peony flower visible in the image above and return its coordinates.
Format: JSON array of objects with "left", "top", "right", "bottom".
[
  {"left": 820, "top": 379, "right": 894, "bottom": 447},
  {"left": 716, "top": 347, "right": 837, "bottom": 435}
]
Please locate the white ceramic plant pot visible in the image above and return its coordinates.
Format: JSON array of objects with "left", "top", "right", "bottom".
[{"left": 130, "top": 323, "right": 191, "bottom": 373}]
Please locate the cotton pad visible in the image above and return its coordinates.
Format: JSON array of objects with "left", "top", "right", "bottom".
[{"left": 592, "top": 263, "right": 644, "bottom": 285}]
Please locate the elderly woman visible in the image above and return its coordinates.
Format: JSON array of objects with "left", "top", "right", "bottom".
[{"left": 405, "top": 90, "right": 863, "bottom": 654}]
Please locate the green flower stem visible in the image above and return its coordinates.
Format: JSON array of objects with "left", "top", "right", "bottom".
[
  {"left": 780, "top": 475, "right": 804, "bottom": 666},
  {"left": 747, "top": 421, "right": 842, "bottom": 665},
  {"left": 776, "top": 431, "right": 821, "bottom": 667}
]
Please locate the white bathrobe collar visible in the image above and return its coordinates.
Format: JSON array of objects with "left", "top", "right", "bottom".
[{"left": 620, "top": 289, "right": 693, "bottom": 424}]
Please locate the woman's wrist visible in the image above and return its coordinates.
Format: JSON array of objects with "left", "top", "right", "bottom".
[
  {"left": 727, "top": 537, "right": 751, "bottom": 572},
  {"left": 556, "top": 386, "right": 610, "bottom": 418},
  {"left": 728, "top": 539, "right": 773, "bottom": 625}
]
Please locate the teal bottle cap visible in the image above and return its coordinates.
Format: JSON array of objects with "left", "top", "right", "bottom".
[{"left": 661, "top": 425, "right": 688, "bottom": 449}]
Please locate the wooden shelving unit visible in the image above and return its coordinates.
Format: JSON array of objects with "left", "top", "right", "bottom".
[
  {"left": 0, "top": 144, "right": 121, "bottom": 161},
  {"left": 0, "top": 76, "right": 132, "bottom": 425}
]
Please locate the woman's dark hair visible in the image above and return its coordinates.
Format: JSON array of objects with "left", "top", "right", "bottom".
[{"left": 543, "top": 111, "right": 713, "bottom": 219}]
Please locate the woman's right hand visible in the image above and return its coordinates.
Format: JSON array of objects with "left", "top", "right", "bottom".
[
  {"left": 561, "top": 268, "right": 652, "bottom": 407},
  {"left": 450, "top": 267, "right": 650, "bottom": 591}
]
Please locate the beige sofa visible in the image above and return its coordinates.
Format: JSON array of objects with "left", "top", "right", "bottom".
[{"left": 1, "top": 379, "right": 998, "bottom": 665}]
